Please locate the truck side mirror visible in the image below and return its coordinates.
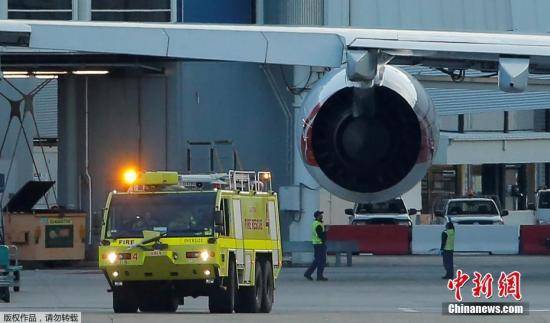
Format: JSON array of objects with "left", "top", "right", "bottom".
[
  {"left": 501, "top": 210, "right": 509, "bottom": 216},
  {"left": 528, "top": 203, "right": 536, "bottom": 211},
  {"left": 345, "top": 209, "right": 354, "bottom": 216},
  {"left": 434, "top": 210, "right": 444, "bottom": 217},
  {"left": 408, "top": 208, "right": 418, "bottom": 216},
  {"left": 214, "top": 225, "right": 224, "bottom": 234},
  {"left": 214, "top": 210, "right": 223, "bottom": 226}
]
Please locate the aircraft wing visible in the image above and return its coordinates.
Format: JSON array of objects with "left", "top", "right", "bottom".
[{"left": 6, "top": 19, "right": 550, "bottom": 73}]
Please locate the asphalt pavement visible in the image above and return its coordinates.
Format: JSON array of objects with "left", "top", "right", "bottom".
[{"left": 2, "top": 255, "right": 549, "bottom": 323}]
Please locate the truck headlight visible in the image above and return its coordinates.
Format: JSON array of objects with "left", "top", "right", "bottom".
[
  {"left": 107, "top": 252, "right": 118, "bottom": 264},
  {"left": 200, "top": 250, "right": 209, "bottom": 261}
]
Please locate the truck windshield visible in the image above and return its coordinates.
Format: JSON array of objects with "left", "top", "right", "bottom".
[
  {"left": 356, "top": 199, "right": 406, "bottom": 214},
  {"left": 447, "top": 200, "right": 498, "bottom": 216},
  {"left": 539, "top": 192, "right": 550, "bottom": 209},
  {"left": 106, "top": 192, "right": 217, "bottom": 238}
]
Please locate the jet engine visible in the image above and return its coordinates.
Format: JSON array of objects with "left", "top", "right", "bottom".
[{"left": 300, "top": 66, "right": 439, "bottom": 203}]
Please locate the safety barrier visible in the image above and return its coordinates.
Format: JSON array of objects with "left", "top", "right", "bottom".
[
  {"left": 327, "top": 225, "right": 411, "bottom": 255},
  {"left": 504, "top": 210, "right": 537, "bottom": 225},
  {"left": 412, "top": 225, "right": 519, "bottom": 255},
  {"left": 282, "top": 241, "right": 359, "bottom": 266},
  {"left": 411, "top": 225, "right": 444, "bottom": 255},
  {"left": 519, "top": 225, "right": 550, "bottom": 254}
]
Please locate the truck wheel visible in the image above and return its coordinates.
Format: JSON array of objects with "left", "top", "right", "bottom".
[
  {"left": 260, "top": 260, "right": 274, "bottom": 313},
  {"left": 163, "top": 295, "right": 179, "bottom": 313},
  {"left": 13, "top": 271, "right": 20, "bottom": 292},
  {"left": 138, "top": 300, "right": 156, "bottom": 312},
  {"left": 235, "top": 260, "right": 263, "bottom": 313},
  {"left": 209, "top": 258, "right": 236, "bottom": 313},
  {"left": 113, "top": 286, "right": 138, "bottom": 313},
  {"left": 139, "top": 291, "right": 178, "bottom": 313},
  {"left": 1, "top": 287, "right": 10, "bottom": 303}
]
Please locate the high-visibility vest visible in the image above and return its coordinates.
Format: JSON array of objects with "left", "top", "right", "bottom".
[
  {"left": 311, "top": 220, "right": 324, "bottom": 245},
  {"left": 444, "top": 228, "right": 455, "bottom": 251}
]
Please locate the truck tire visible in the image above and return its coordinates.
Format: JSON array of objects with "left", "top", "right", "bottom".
[
  {"left": 209, "top": 258, "right": 236, "bottom": 313},
  {"left": 260, "top": 260, "right": 274, "bottom": 313},
  {"left": 235, "top": 260, "right": 263, "bottom": 313},
  {"left": 164, "top": 296, "right": 179, "bottom": 313},
  {"left": 155, "top": 293, "right": 179, "bottom": 313},
  {"left": 0, "top": 287, "right": 9, "bottom": 303},
  {"left": 139, "top": 290, "right": 178, "bottom": 313},
  {"left": 140, "top": 298, "right": 178, "bottom": 312},
  {"left": 113, "top": 286, "right": 138, "bottom": 313},
  {"left": 13, "top": 271, "right": 20, "bottom": 292}
]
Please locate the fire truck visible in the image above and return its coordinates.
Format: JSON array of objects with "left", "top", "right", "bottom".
[{"left": 99, "top": 170, "right": 282, "bottom": 313}]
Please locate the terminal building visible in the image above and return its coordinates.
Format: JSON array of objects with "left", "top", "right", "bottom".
[{"left": 0, "top": 0, "right": 549, "bottom": 252}]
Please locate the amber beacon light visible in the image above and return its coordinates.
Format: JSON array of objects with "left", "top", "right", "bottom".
[{"left": 123, "top": 169, "right": 138, "bottom": 185}]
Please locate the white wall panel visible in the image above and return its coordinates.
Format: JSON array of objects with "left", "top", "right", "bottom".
[{"left": 347, "top": 0, "right": 512, "bottom": 31}]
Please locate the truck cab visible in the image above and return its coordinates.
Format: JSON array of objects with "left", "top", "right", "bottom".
[
  {"left": 532, "top": 189, "right": 550, "bottom": 224},
  {"left": 345, "top": 198, "right": 416, "bottom": 226},
  {"left": 433, "top": 197, "right": 507, "bottom": 225},
  {"left": 99, "top": 170, "right": 282, "bottom": 314}
]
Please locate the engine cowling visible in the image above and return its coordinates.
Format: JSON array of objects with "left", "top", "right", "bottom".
[{"left": 300, "top": 66, "right": 438, "bottom": 203}]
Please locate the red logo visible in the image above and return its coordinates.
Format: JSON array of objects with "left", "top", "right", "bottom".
[
  {"left": 245, "top": 219, "right": 263, "bottom": 230},
  {"left": 447, "top": 270, "right": 470, "bottom": 301},
  {"left": 472, "top": 272, "right": 494, "bottom": 299},
  {"left": 446, "top": 270, "right": 522, "bottom": 302},
  {"left": 497, "top": 271, "right": 522, "bottom": 300}
]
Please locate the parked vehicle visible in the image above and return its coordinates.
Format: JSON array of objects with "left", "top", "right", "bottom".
[
  {"left": 432, "top": 197, "right": 508, "bottom": 225},
  {"left": 529, "top": 189, "right": 550, "bottom": 224},
  {"left": 345, "top": 198, "right": 416, "bottom": 226}
]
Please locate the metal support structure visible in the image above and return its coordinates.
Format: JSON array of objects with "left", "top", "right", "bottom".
[
  {"left": 74, "top": 0, "right": 91, "bottom": 21},
  {"left": 255, "top": 0, "right": 264, "bottom": 24},
  {"left": 0, "top": 0, "right": 7, "bottom": 20},
  {"left": 455, "top": 165, "right": 464, "bottom": 196},
  {"left": 346, "top": 50, "right": 378, "bottom": 83},
  {"left": 0, "top": 78, "right": 56, "bottom": 244},
  {"left": 209, "top": 147, "right": 214, "bottom": 172},
  {"left": 458, "top": 114, "right": 465, "bottom": 133},
  {"left": 170, "top": 0, "right": 178, "bottom": 23},
  {"left": 504, "top": 111, "right": 510, "bottom": 133},
  {"left": 58, "top": 77, "right": 81, "bottom": 211},
  {"left": 84, "top": 77, "right": 92, "bottom": 245},
  {"left": 0, "top": 78, "right": 57, "bottom": 208}
]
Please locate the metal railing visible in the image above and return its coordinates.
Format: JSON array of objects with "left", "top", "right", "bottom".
[{"left": 229, "top": 170, "right": 272, "bottom": 193}]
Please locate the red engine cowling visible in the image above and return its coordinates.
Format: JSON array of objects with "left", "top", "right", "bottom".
[{"left": 300, "top": 66, "right": 438, "bottom": 203}]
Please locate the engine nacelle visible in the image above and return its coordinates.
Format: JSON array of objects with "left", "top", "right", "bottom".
[{"left": 300, "top": 66, "right": 438, "bottom": 203}]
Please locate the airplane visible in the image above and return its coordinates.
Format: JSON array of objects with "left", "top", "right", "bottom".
[{"left": 1, "top": 20, "right": 550, "bottom": 203}]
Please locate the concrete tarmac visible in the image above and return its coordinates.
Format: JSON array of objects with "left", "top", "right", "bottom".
[{"left": 2, "top": 255, "right": 550, "bottom": 323}]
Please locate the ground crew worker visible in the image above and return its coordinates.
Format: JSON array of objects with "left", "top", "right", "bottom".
[
  {"left": 441, "top": 220, "right": 455, "bottom": 279},
  {"left": 304, "top": 210, "right": 328, "bottom": 281}
]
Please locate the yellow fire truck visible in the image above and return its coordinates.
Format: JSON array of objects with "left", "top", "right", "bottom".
[{"left": 99, "top": 170, "right": 282, "bottom": 313}]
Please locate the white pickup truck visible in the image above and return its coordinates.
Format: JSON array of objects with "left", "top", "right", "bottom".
[
  {"left": 433, "top": 197, "right": 508, "bottom": 225},
  {"left": 345, "top": 198, "right": 417, "bottom": 227},
  {"left": 530, "top": 189, "right": 550, "bottom": 224}
]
